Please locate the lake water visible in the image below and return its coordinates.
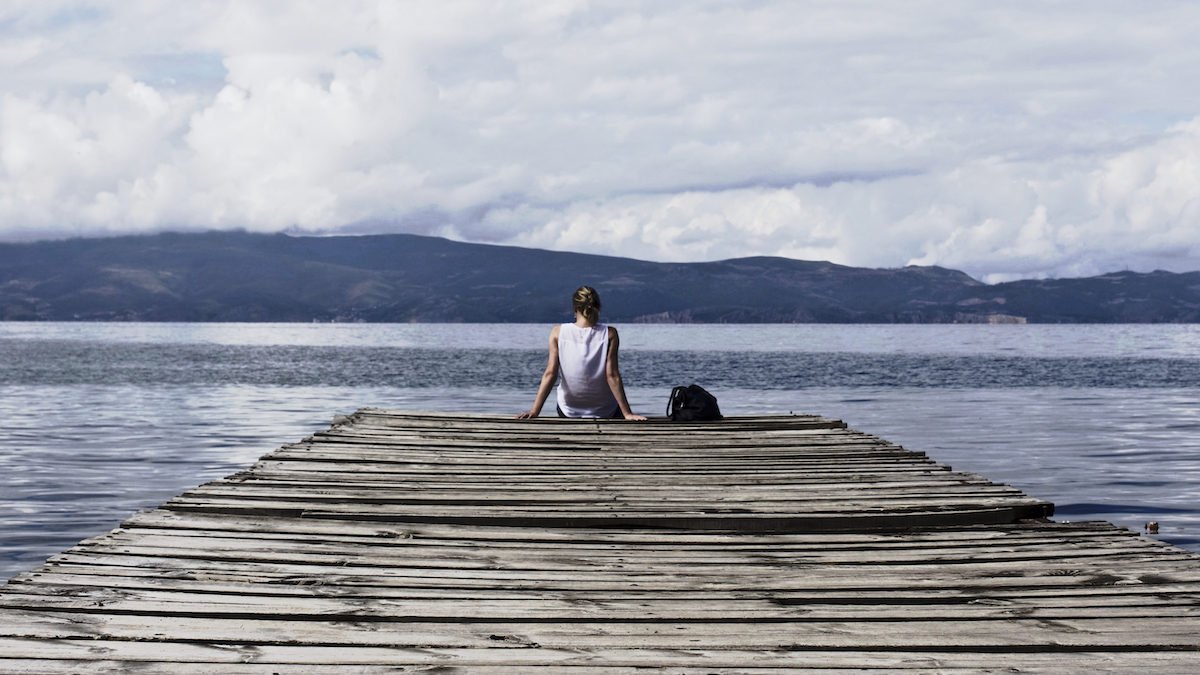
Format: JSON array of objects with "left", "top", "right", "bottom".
[{"left": 2, "top": 322, "right": 1199, "bottom": 582}]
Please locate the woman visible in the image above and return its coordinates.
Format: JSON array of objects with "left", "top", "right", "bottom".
[{"left": 517, "top": 286, "right": 647, "bottom": 420}]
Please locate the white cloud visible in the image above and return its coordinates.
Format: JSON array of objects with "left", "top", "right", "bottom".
[{"left": 1, "top": 1, "right": 1200, "bottom": 279}]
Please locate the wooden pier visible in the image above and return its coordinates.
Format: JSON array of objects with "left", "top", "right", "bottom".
[{"left": 2, "top": 411, "right": 1199, "bottom": 672}]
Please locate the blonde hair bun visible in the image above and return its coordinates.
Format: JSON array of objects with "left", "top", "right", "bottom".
[{"left": 572, "top": 286, "right": 601, "bottom": 323}]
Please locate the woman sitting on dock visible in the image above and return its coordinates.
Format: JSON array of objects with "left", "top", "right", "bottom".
[{"left": 517, "top": 286, "right": 647, "bottom": 420}]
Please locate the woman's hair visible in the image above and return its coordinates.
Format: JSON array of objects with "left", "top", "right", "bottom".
[{"left": 572, "top": 286, "right": 601, "bottom": 323}]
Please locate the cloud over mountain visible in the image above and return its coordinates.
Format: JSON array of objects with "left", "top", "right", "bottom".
[{"left": 3, "top": 1, "right": 1200, "bottom": 280}]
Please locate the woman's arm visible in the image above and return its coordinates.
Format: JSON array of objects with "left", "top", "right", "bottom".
[
  {"left": 517, "top": 325, "right": 560, "bottom": 418},
  {"left": 605, "top": 327, "right": 647, "bottom": 421}
]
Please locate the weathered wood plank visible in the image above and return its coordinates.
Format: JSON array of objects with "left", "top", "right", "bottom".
[
  {"left": 4, "top": 617, "right": 1200, "bottom": 650},
  {"left": 14, "top": 571, "right": 1200, "bottom": 608},
  {"left": 120, "top": 508, "right": 1124, "bottom": 543},
  {"left": 4, "top": 639, "right": 1200, "bottom": 673},
  {"left": 70, "top": 530, "right": 1173, "bottom": 560},
  {"left": 33, "top": 551, "right": 1200, "bottom": 594},
  {"left": 5, "top": 584, "right": 1200, "bottom": 623}
]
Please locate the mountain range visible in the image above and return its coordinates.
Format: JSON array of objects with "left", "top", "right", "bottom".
[{"left": 1, "top": 231, "right": 1197, "bottom": 323}]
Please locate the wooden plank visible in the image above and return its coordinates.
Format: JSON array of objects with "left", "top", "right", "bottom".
[
  {"left": 108, "top": 513, "right": 1147, "bottom": 545},
  {"left": 33, "top": 551, "right": 1200, "bottom": 592},
  {"left": 5, "top": 640, "right": 1200, "bottom": 673},
  {"left": 119, "top": 508, "right": 1124, "bottom": 543},
  {"left": 4, "top": 618, "right": 1200, "bottom": 650},
  {"left": 18, "top": 568, "right": 1200, "bottom": 605},
  {"left": 5, "top": 583, "right": 1200, "bottom": 622},
  {"left": 21, "top": 555, "right": 1200, "bottom": 590},
  {"left": 14, "top": 570, "right": 1200, "bottom": 607},
  {"left": 178, "top": 485, "right": 1033, "bottom": 505},
  {"left": 59, "top": 528, "right": 1191, "bottom": 565},
  {"left": 72, "top": 529, "right": 1173, "bottom": 559}
]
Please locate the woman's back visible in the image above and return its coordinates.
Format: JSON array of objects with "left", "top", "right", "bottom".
[{"left": 556, "top": 323, "right": 617, "bottom": 417}]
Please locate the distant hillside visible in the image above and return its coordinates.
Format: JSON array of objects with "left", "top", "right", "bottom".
[{"left": 0, "top": 231, "right": 1197, "bottom": 322}]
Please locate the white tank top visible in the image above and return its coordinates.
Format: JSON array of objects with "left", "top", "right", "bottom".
[{"left": 556, "top": 323, "right": 617, "bottom": 417}]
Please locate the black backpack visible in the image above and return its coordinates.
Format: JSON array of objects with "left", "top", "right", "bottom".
[{"left": 667, "top": 384, "right": 722, "bottom": 422}]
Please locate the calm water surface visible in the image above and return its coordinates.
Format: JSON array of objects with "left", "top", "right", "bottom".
[{"left": 1, "top": 323, "right": 1198, "bottom": 581}]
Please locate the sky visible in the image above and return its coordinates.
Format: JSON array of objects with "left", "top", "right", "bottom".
[{"left": 2, "top": 2, "right": 1200, "bottom": 282}]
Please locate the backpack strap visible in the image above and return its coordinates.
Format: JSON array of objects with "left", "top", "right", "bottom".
[{"left": 667, "top": 386, "right": 687, "bottom": 418}]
